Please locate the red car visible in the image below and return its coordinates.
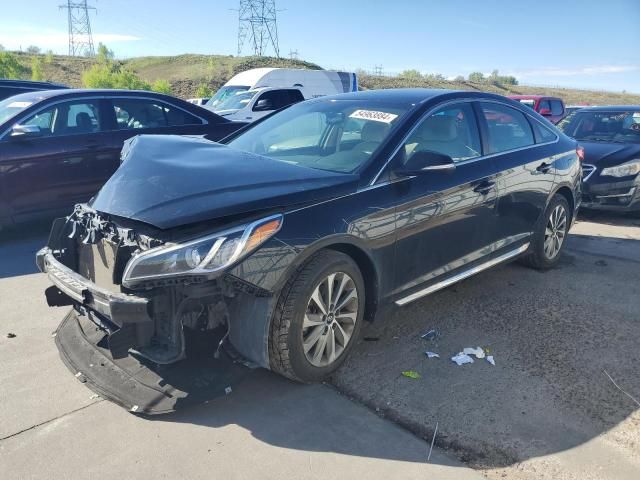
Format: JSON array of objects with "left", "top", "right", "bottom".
[{"left": 508, "top": 95, "right": 566, "bottom": 124}]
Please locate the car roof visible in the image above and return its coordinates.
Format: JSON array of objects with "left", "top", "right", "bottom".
[
  {"left": 508, "top": 95, "right": 560, "bottom": 100},
  {"left": 0, "top": 79, "right": 67, "bottom": 88},
  {"left": 577, "top": 105, "right": 640, "bottom": 112},
  {"left": 326, "top": 88, "right": 460, "bottom": 103}
]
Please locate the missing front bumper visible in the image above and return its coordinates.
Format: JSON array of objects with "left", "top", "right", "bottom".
[{"left": 55, "top": 309, "right": 254, "bottom": 414}]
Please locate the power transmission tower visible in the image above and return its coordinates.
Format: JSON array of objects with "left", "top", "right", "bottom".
[
  {"left": 237, "top": 0, "right": 280, "bottom": 57},
  {"left": 288, "top": 49, "right": 298, "bottom": 60},
  {"left": 374, "top": 65, "right": 384, "bottom": 76},
  {"left": 59, "top": 1, "right": 96, "bottom": 57}
]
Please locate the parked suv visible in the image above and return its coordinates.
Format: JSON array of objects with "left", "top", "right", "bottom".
[
  {"left": 0, "top": 79, "right": 68, "bottom": 101},
  {"left": 37, "top": 89, "right": 581, "bottom": 413},
  {"left": 0, "top": 89, "right": 246, "bottom": 229},
  {"left": 509, "top": 95, "right": 566, "bottom": 124}
]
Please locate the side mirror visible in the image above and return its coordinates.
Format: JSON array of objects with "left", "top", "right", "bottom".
[
  {"left": 396, "top": 150, "right": 456, "bottom": 176},
  {"left": 253, "top": 99, "right": 274, "bottom": 112},
  {"left": 10, "top": 124, "right": 42, "bottom": 139},
  {"left": 539, "top": 108, "right": 552, "bottom": 116}
]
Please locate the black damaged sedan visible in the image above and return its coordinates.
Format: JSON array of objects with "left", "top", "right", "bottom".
[{"left": 37, "top": 89, "right": 581, "bottom": 413}]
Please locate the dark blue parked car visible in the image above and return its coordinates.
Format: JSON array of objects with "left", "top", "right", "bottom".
[
  {"left": 37, "top": 89, "right": 581, "bottom": 413},
  {"left": 0, "top": 79, "right": 68, "bottom": 101},
  {"left": 558, "top": 105, "right": 640, "bottom": 213}
]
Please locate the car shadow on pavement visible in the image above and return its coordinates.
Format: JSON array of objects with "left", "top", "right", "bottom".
[
  {"left": 0, "top": 221, "right": 51, "bottom": 279},
  {"left": 144, "top": 368, "right": 441, "bottom": 465},
  {"left": 329, "top": 234, "right": 640, "bottom": 473},
  {"left": 577, "top": 209, "right": 640, "bottom": 228}
]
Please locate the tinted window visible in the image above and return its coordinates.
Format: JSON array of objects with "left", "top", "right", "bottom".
[
  {"left": 111, "top": 98, "right": 201, "bottom": 129},
  {"left": 480, "top": 102, "right": 535, "bottom": 154},
  {"left": 538, "top": 100, "right": 551, "bottom": 112},
  {"left": 253, "top": 90, "right": 298, "bottom": 111},
  {"left": 550, "top": 100, "right": 564, "bottom": 116},
  {"left": 21, "top": 100, "right": 101, "bottom": 137},
  {"left": 285, "top": 89, "right": 304, "bottom": 104},
  {"left": 403, "top": 103, "right": 481, "bottom": 163}
]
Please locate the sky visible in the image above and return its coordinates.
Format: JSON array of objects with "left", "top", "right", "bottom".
[{"left": 2, "top": 0, "right": 639, "bottom": 92}]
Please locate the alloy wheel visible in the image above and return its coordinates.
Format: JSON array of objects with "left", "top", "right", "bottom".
[
  {"left": 544, "top": 204, "right": 567, "bottom": 260},
  {"left": 302, "top": 272, "right": 359, "bottom": 367}
]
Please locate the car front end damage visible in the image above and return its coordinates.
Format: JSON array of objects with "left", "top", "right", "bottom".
[
  {"left": 581, "top": 162, "right": 640, "bottom": 212},
  {"left": 37, "top": 205, "right": 285, "bottom": 413}
]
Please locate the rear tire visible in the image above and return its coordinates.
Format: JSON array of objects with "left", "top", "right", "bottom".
[
  {"left": 521, "top": 194, "right": 571, "bottom": 270},
  {"left": 269, "top": 250, "right": 365, "bottom": 383}
]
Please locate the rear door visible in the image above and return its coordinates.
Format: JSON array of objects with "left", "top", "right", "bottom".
[
  {"left": 477, "top": 101, "right": 555, "bottom": 248},
  {"left": 391, "top": 101, "right": 499, "bottom": 302},
  {"left": 0, "top": 97, "right": 112, "bottom": 221}
]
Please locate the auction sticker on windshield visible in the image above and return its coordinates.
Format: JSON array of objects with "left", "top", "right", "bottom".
[
  {"left": 8, "top": 101, "right": 33, "bottom": 108},
  {"left": 349, "top": 109, "right": 398, "bottom": 123}
]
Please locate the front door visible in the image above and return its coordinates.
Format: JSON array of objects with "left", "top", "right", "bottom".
[
  {"left": 390, "top": 102, "right": 499, "bottom": 302},
  {"left": 0, "top": 98, "right": 111, "bottom": 221}
]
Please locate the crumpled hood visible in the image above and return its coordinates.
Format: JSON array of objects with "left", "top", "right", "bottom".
[
  {"left": 90, "top": 135, "right": 358, "bottom": 229},
  {"left": 581, "top": 141, "right": 640, "bottom": 168}
]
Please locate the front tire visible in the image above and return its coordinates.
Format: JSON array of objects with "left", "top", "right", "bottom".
[
  {"left": 521, "top": 194, "right": 571, "bottom": 270},
  {"left": 269, "top": 250, "right": 365, "bottom": 383}
]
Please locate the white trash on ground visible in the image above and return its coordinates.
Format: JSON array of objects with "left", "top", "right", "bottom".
[
  {"left": 425, "top": 351, "right": 440, "bottom": 359},
  {"left": 451, "top": 352, "right": 475, "bottom": 365},
  {"left": 486, "top": 355, "right": 495, "bottom": 366},
  {"left": 463, "top": 347, "right": 485, "bottom": 359}
]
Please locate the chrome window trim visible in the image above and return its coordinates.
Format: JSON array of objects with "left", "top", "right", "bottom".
[
  {"left": 370, "top": 98, "right": 560, "bottom": 186},
  {"left": 0, "top": 94, "right": 207, "bottom": 140},
  {"left": 395, "top": 243, "right": 530, "bottom": 306}
]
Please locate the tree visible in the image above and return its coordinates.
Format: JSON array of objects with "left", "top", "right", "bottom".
[
  {"left": 0, "top": 51, "right": 25, "bottom": 79},
  {"left": 96, "top": 43, "right": 114, "bottom": 64},
  {"left": 196, "top": 83, "right": 213, "bottom": 98},
  {"left": 151, "top": 79, "right": 172, "bottom": 95},
  {"left": 31, "top": 56, "right": 44, "bottom": 81},
  {"left": 26, "top": 45, "right": 41, "bottom": 54},
  {"left": 468, "top": 71, "right": 485, "bottom": 82},
  {"left": 0, "top": 44, "right": 5, "bottom": 52},
  {"left": 454, "top": 75, "right": 466, "bottom": 82},
  {"left": 45, "top": 50, "right": 54, "bottom": 64}
]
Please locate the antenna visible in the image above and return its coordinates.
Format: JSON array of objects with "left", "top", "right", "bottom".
[
  {"left": 59, "top": 1, "right": 96, "bottom": 57},
  {"left": 237, "top": 0, "right": 280, "bottom": 57}
]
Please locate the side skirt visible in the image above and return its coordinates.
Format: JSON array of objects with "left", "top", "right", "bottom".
[{"left": 395, "top": 243, "right": 529, "bottom": 306}]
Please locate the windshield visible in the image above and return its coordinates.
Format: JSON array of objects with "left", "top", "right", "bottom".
[
  {"left": 518, "top": 99, "right": 536, "bottom": 109},
  {"left": 0, "top": 93, "right": 42, "bottom": 124},
  {"left": 558, "top": 110, "right": 640, "bottom": 143},
  {"left": 206, "top": 85, "right": 251, "bottom": 109},
  {"left": 227, "top": 98, "right": 411, "bottom": 173},
  {"left": 212, "top": 90, "right": 258, "bottom": 111}
]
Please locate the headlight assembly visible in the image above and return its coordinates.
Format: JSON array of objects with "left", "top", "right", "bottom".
[
  {"left": 122, "top": 214, "right": 282, "bottom": 285},
  {"left": 600, "top": 160, "right": 640, "bottom": 178}
]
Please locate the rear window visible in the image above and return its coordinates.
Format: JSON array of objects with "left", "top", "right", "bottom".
[{"left": 480, "top": 102, "right": 535, "bottom": 153}]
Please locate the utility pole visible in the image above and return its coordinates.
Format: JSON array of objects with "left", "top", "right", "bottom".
[
  {"left": 59, "top": 0, "right": 96, "bottom": 57},
  {"left": 237, "top": 0, "right": 280, "bottom": 57}
]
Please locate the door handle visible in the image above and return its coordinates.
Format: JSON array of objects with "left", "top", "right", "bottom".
[
  {"left": 536, "top": 162, "right": 552, "bottom": 173},
  {"left": 473, "top": 180, "right": 495, "bottom": 195}
]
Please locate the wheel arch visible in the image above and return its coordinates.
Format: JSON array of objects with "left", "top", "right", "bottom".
[
  {"left": 275, "top": 235, "right": 381, "bottom": 323},
  {"left": 552, "top": 185, "right": 576, "bottom": 221}
]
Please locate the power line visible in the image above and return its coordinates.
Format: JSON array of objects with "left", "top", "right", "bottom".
[
  {"left": 59, "top": 0, "right": 96, "bottom": 57},
  {"left": 237, "top": 0, "right": 280, "bottom": 57}
]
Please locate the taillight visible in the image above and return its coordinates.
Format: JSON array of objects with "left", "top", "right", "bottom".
[{"left": 576, "top": 145, "right": 585, "bottom": 162}]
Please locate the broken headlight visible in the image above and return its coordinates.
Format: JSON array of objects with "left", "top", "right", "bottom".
[{"left": 122, "top": 214, "right": 282, "bottom": 285}]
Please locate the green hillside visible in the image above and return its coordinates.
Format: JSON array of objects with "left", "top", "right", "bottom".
[{"left": 10, "top": 51, "right": 640, "bottom": 105}]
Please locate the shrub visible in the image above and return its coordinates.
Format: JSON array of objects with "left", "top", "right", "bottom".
[
  {"left": 0, "top": 51, "right": 25, "bottom": 79},
  {"left": 151, "top": 79, "right": 172, "bottom": 95},
  {"left": 31, "top": 56, "right": 44, "bottom": 81},
  {"left": 196, "top": 83, "right": 214, "bottom": 98}
]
